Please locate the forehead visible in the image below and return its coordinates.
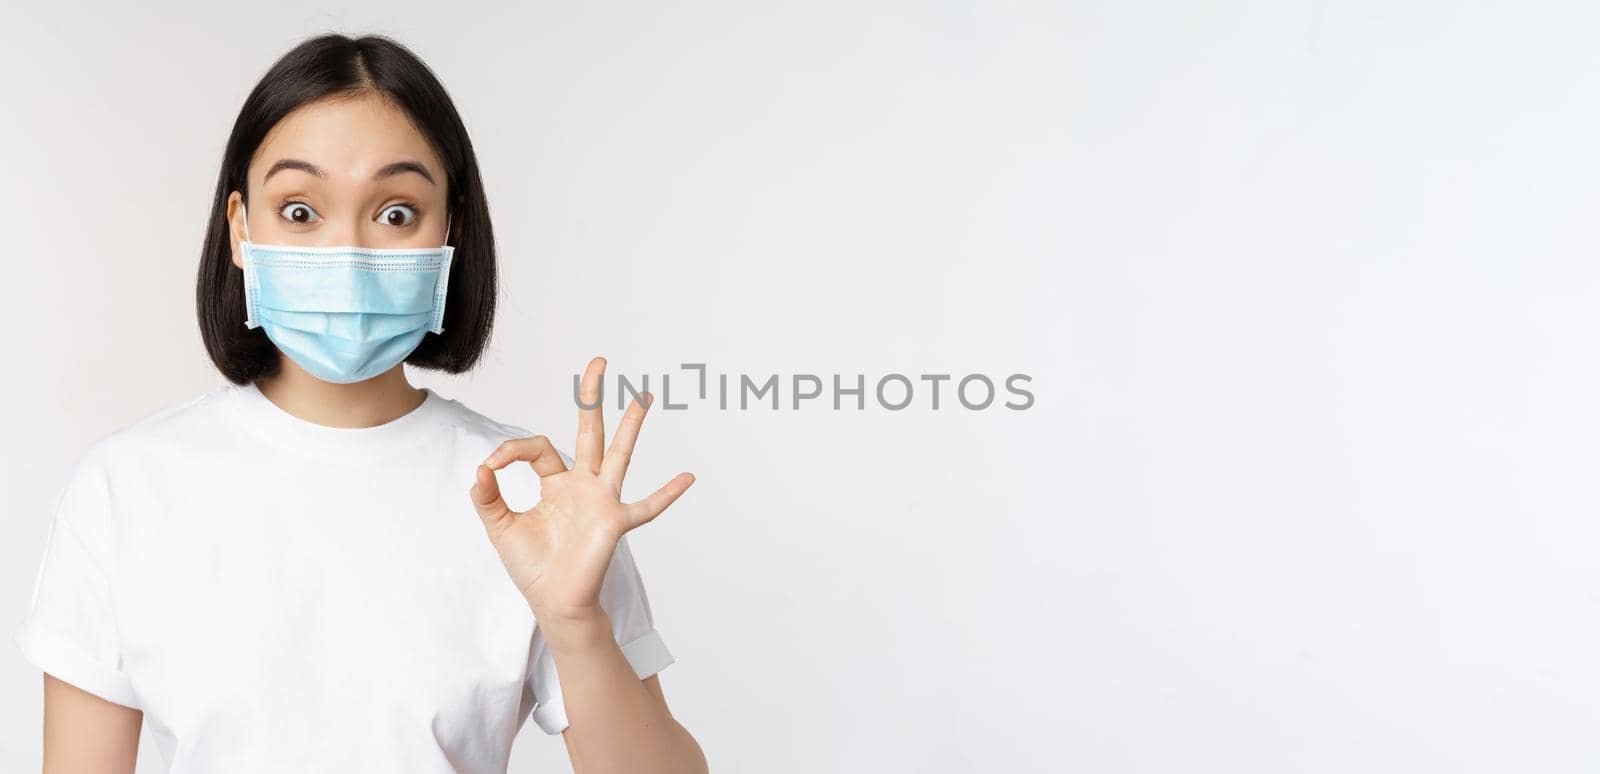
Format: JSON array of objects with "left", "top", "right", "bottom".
[{"left": 250, "top": 92, "right": 443, "bottom": 185}]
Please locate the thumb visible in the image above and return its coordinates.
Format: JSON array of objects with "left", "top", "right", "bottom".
[{"left": 468, "top": 464, "right": 514, "bottom": 532}]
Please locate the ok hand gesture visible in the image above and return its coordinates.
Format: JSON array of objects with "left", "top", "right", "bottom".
[{"left": 468, "top": 356, "right": 694, "bottom": 624}]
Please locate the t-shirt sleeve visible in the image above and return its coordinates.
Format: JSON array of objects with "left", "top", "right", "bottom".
[
  {"left": 12, "top": 453, "right": 141, "bottom": 710},
  {"left": 526, "top": 532, "right": 676, "bottom": 735}
]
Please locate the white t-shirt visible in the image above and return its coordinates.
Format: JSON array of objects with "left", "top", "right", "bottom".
[{"left": 13, "top": 381, "right": 675, "bottom": 772}]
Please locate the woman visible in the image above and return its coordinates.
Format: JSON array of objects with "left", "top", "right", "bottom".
[{"left": 14, "top": 33, "right": 708, "bottom": 774}]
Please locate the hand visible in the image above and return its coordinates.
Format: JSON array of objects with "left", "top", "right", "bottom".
[{"left": 468, "top": 356, "right": 694, "bottom": 623}]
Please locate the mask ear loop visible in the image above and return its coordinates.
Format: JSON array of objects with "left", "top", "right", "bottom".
[
  {"left": 238, "top": 198, "right": 260, "bottom": 330},
  {"left": 433, "top": 210, "right": 456, "bottom": 334}
]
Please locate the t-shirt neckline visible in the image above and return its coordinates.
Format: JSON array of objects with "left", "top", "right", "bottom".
[{"left": 225, "top": 381, "right": 451, "bottom": 462}]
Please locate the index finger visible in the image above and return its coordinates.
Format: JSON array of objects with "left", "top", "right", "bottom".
[{"left": 484, "top": 434, "right": 569, "bottom": 477}]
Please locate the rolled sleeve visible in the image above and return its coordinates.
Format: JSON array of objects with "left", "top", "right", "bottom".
[{"left": 12, "top": 456, "right": 140, "bottom": 710}]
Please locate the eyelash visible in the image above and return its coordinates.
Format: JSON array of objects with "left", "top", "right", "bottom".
[
  {"left": 385, "top": 200, "right": 422, "bottom": 226},
  {"left": 276, "top": 198, "right": 423, "bottom": 226}
]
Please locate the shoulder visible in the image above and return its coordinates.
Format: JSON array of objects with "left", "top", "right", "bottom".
[
  {"left": 433, "top": 393, "right": 576, "bottom": 468},
  {"left": 436, "top": 394, "right": 534, "bottom": 443},
  {"left": 69, "top": 384, "right": 234, "bottom": 478},
  {"left": 42, "top": 385, "right": 232, "bottom": 552}
]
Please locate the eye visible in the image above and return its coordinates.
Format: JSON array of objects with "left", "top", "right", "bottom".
[
  {"left": 378, "top": 203, "right": 418, "bottom": 227},
  {"left": 278, "top": 200, "right": 321, "bottom": 225}
]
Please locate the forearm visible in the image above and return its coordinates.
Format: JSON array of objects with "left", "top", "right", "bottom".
[{"left": 541, "top": 611, "right": 707, "bottom": 774}]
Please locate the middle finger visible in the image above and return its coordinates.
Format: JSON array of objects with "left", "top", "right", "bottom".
[{"left": 574, "top": 356, "right": 607, "bottom": 473}]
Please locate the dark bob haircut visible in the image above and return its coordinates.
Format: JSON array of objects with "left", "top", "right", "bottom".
[{"left": 197, "top": 33, "right": 496, "bottom": 385}]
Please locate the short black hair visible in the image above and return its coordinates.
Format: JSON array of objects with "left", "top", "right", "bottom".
[{"left": 197, "top": 33, "right": 497, "bottom": 385}]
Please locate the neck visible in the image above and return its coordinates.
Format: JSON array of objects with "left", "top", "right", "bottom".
[{"left": 254, "top": 357, "right": 426, "bottom": 429}]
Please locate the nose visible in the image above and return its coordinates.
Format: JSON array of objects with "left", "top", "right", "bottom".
[{"left": 323, "top": 218, "right": 365, "bottom": 248}]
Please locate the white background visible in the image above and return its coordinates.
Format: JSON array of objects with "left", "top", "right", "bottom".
[{"left": 2, "top": 1, "right": 1597, "bottom": 772}]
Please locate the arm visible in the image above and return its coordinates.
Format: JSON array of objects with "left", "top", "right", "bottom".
[
  {"left": 469, "top": 356, "right": 708, "bottom": 773},
  {"left": 548, "top": 613, "right": 708, "bottom": 774},
  {"left": 42, "top": 674, "right": 141, "bottom": 774}
]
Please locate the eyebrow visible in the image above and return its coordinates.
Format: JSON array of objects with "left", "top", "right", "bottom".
[
  {"left": 375, "top": 160, "right": 436, "bottom": 185},
  {"left": 262, "top": 158, "right": 436, "bottom": 186}
]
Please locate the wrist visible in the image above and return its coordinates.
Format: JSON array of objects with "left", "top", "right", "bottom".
[{"left": 534, "top": 606, "right": 613, "bottom": 651}]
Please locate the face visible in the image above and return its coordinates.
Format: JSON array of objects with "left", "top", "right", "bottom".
[{"left": 227, "top": 91, "right": 450, "bottom": 268}]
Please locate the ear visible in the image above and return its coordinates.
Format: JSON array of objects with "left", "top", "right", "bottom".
[{"left": 226, "top": 191, "right": 246, "bottom": 270}]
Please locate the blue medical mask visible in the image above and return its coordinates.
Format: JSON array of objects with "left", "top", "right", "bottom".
[{"left": 238, "top": 202, "right": 455, "bottom": 384}]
